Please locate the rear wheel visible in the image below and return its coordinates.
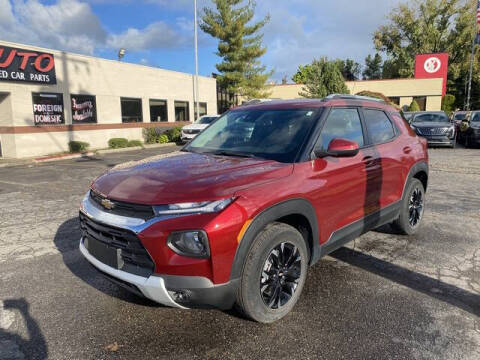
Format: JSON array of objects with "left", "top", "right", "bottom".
[
  {"left": 391, "top": 178, "right": 425, "bottom": 235},
  {"left": 236, "top": 222, "right": 308, "bottom": 323}
]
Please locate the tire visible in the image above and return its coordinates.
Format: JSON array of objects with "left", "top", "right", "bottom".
[
  {"left": 391, "top": 178, "right": 425, "bottom": 235},
  {"left": 235, "top": 222, "right": 308, "bottom": 323}
]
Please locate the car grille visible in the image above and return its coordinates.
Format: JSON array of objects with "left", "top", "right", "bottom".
[
  {"left": 90, "top": 190, "right": 154, "bottom": 220},
  {"left": 183, "top": 129, "right": 201, "bottom": 135},
  {"left": 80, "top": 212, "right": 155, "bottom": 277},
  {"left": 417, "top": 127, "right": 448, "bottom": 136}
]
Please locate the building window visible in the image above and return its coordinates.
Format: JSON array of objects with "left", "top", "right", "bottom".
[
  {"left": 175, "top": 101, "right": 190, "bottom": 121},
  {"left": 121, "top": 98, "right": 143, "bottom": 123},
  {"left": 389, "top": 97, "right": 400, "bottom": 106},
  {"left": 194, "top": 102, "right": 207, "bottom": 120},
  {"left": 71, "top": 94, "right": 97, "bottom": 124},
  {"left": 413, "top": 96, "right": 427, "bottom": 111},
  {"left": 149, "top": 99, "right": 168, "bottom": 122},
  {"left": 32, "top": 92, "right": 65, "bottom": 125}
]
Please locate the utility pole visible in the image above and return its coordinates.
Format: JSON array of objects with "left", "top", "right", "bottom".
[
  {"left": 194, "top": 0, "right": 200, "bottom": 121},
  {"left": 466, "top": 34, "right": 475, "bottom": 110}
]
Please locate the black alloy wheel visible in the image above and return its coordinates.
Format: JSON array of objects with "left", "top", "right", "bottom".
[
  {"left": 408, "top": 187, "right": 424, "bottom": 227},
  {"left": 260, "top": 242, "right": 302, "bottom": 309}
]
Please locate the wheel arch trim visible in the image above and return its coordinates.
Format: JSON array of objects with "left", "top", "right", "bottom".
[{"left": 229, "top": 198, "right": 319, "bottom": 281}]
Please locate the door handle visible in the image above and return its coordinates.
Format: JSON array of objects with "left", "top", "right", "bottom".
[
  {"left": 403, "top": 146, "right": 412, "bottom": 154},
  {"left": 362, "top": 156, "right": 375, "bottom": 167}
]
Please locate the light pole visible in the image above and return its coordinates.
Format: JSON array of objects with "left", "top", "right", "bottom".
[
  {"left": 194, "top": 0, "right": 200, "bottom": 121},
  {"left": 118, "top": 48, "right": 126, "bottom": 62}
]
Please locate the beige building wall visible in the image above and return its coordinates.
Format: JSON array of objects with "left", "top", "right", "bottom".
[
  {"left": 269, "top": 78, "right": 444, "bottom": 111},
  {"left": 0, "top": 40, "right": 218, "bottom": 158}
]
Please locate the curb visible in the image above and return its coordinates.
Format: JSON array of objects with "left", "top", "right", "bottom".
[
  {"left": 95, "top": 142, "right": 177, "bottom": 155},
  {"left": 0, "top": 143, "right": 179, "bottom": 168}
]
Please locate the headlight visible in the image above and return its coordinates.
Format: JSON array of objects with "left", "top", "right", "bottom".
[
  {"left": 446, "top": 126, "right": 455, "bottom": 138},
  {"left": 471, "top": 124, "right": 480, "bottom": 130},
  {"left": 153, "top": 198, "right": 234, "bottom": 215},
  {"left": 167, "top": 230, "right": 210, "bottom": 258}
]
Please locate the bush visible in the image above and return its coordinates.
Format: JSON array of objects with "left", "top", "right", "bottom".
[
  {"left": 408, "top": 100, "right": 420, "bottom": 112},
  {"left": 108, "top": 138, "right": 129, "bottom": 149},
  {"left": 127, "top": 140, "right": 143, "bottom": 148},
  {"left": 165, "top": 126, "right": 183, "bottom": 143},
  {"left": 68, "top": 141, "right": 90, "bottom": 153},
  {"left": 158, "top": 134, "right": 169, "bottom": 144},
  {"left": 143, "top": 128, "right": 160, "bottom": 144}
]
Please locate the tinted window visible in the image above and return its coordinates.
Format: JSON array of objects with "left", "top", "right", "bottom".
[
  {"left": 186, "top": 109, "right": 319, "bottom": 163},
  {"left": 472, "top": 112, "right": 480, "bottom": 122},
  {"left": 364, "top": 109, "right": 395, "bottom": 144},
  {"left": 175, "top": 101, "right": 190, "bottom": 121},
  {"left": 454, "top": 113, "right": 466, "bottom": 121},
  {"left": 318, "top": 108, "right": 364, "bottom": 150},
  {"left": 121, "top": 98, "right": 142, "bottom": 123},
  {"left": 413, "top": 112, "right": 449, "bottom": 123}
]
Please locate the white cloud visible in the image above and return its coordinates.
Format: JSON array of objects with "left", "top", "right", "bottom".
[
  {"left": 0, "top": 0, "right": 188, "bottom": 55},
  {"left": 0, "top": 0, "right": 107, "bottom": 54},
  {"left": 107, "top": 21, "right": 183, "bottom": 51}
]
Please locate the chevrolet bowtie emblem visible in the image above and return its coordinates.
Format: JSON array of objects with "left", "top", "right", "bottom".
[{"left": 101, "top": 198, "right": 115, "bottom": 210}]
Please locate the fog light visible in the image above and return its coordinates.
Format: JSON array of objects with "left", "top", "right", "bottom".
[
  {"left": 171, "top": 290, "right": 190, "bottom": 303},
  {"left": 167, "top": 230, "right": 210, "bottom": 258}
]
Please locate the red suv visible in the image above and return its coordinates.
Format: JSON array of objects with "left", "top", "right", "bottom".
[{"left": 79, "top": 95, "right": 428, "bottom": 323}]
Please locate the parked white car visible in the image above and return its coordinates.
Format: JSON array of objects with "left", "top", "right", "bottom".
[{"left": 181, "top": 115, "right": 220, "bottom": 142}]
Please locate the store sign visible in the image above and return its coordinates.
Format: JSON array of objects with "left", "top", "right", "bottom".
[
  {"left": 32, "top": 93, "right": 64, "bottom": 125},
  {"left": 0, "top": 45, "right": 56, "bottom": 85},
  {"left": 415, "top": 53, "right": 449, "bottom": 96},
  {"left": 71, "top": 95, "right": 97, "bottom": 124}
]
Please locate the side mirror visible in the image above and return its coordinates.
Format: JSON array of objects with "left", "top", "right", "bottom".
[{"left": 314, "top": 138, "right": 360, "bottom": 158}]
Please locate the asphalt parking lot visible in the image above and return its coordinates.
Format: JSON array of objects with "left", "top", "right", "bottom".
[{"left": 0, "top": 146, "right": 479, "bottom": 360}]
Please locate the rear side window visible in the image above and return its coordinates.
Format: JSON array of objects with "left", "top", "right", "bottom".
[
  {"left": 318, "top": 108, "right": 364, "bottom": 150},
  {"left": 363, "top": 109, "right": 395, "bottom": 144}
]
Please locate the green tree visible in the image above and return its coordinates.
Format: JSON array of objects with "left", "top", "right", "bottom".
[
  {"left": 373, "top": 0, "right": 479, "bottom": 108},
  {"left": 408, "top": 99, "right": 421, "bottom": 112},
  {"left": 292, "top": 64, "right": 313, "bottom": 84},
  {"left": 200, "top": 0, "right": 271, "bottom": 100},
  {"left": 363, "top": 54, "right": 383, "bottom": 79},
  {"left": 335, "top": 59, "right": 361, "bottom": 81},
  {"left": 299, "top": 58, "right": 350, "bottom": 98},
  {"left": 293, "top": 59, "right": 360, "bottom": 83},
  {"left": 441, "top": 94, "right": 456, "bottom": 114}
]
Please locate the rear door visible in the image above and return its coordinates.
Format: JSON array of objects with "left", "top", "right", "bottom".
[{"left": 360, "top": 108, "right": 404, "bottom": 213}]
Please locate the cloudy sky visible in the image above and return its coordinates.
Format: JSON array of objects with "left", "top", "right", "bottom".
[{"left": 0, "top": 0, "right": 402, "bottom": 81}]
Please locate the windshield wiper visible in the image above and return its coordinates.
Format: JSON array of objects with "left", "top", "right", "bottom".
[{"left": 210, "top": 150, "right": 261, "bottom": 159}]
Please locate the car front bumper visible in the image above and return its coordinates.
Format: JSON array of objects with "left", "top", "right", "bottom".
[
  {"left": 422, "top": 135, "right": 455, "bottom": 147},
  {"left": 79, "top": 191, "right": 240, "bottom": 310}
]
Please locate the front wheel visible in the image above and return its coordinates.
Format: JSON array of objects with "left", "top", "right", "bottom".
[
  {"left": 391, "top": 178, "right": 425, "bottom": 235},
  {"left": 236, "top": 222, "right": 308, "bottom": 323}
]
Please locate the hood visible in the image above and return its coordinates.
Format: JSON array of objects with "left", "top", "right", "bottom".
[
  {"left": 182, "top": 123, "right": 209, "bottom": 131},
  {"left": 412, "top": 122, "right": 452, "bottom": 128},
  {"left": 92, "top": 151, "right": 292, "bottom": 204}
]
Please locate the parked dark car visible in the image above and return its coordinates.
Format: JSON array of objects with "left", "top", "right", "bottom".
[
  {"left": 410, "top": 111, "right": 456, "bottom": 148},
  {"left": 403, "top": 112, "right": 416, "bottom": 123},
  {"left": 458, "top": 111, "right": 480, "bottom": 148}
]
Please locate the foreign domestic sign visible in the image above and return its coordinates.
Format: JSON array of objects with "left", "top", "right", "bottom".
[
  {"left": 0, "top": 45, "right": 56, "bottom": 85},
  {"left": 415, "top": 53, "right": 449, "bottom": 96},
  {"left": 32, "top": 93, "right": 64, "bottom": 125},
  {"left": 71, "top": 94, "right": 97, "bottom": 124}
]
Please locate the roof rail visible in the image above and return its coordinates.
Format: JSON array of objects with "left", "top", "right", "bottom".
[{"left": 325, "top": 94, "right": 386, "bottom": 103}]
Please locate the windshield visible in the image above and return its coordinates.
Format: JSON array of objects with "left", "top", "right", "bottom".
[
  {"left": 196, "top": 116, "right": 217, "bottom": 125},
  {"left": 185, "top": 108, "right": 319, "bottom": 163},
  {"left": 454, "top": 113, "right": 467, "bottom": 121},
  {"left": 413, "top": 113, "right": 449, "bottom": 123},
  {"left": 472, "top": 112, "right": 480, "bottom": 122}
]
